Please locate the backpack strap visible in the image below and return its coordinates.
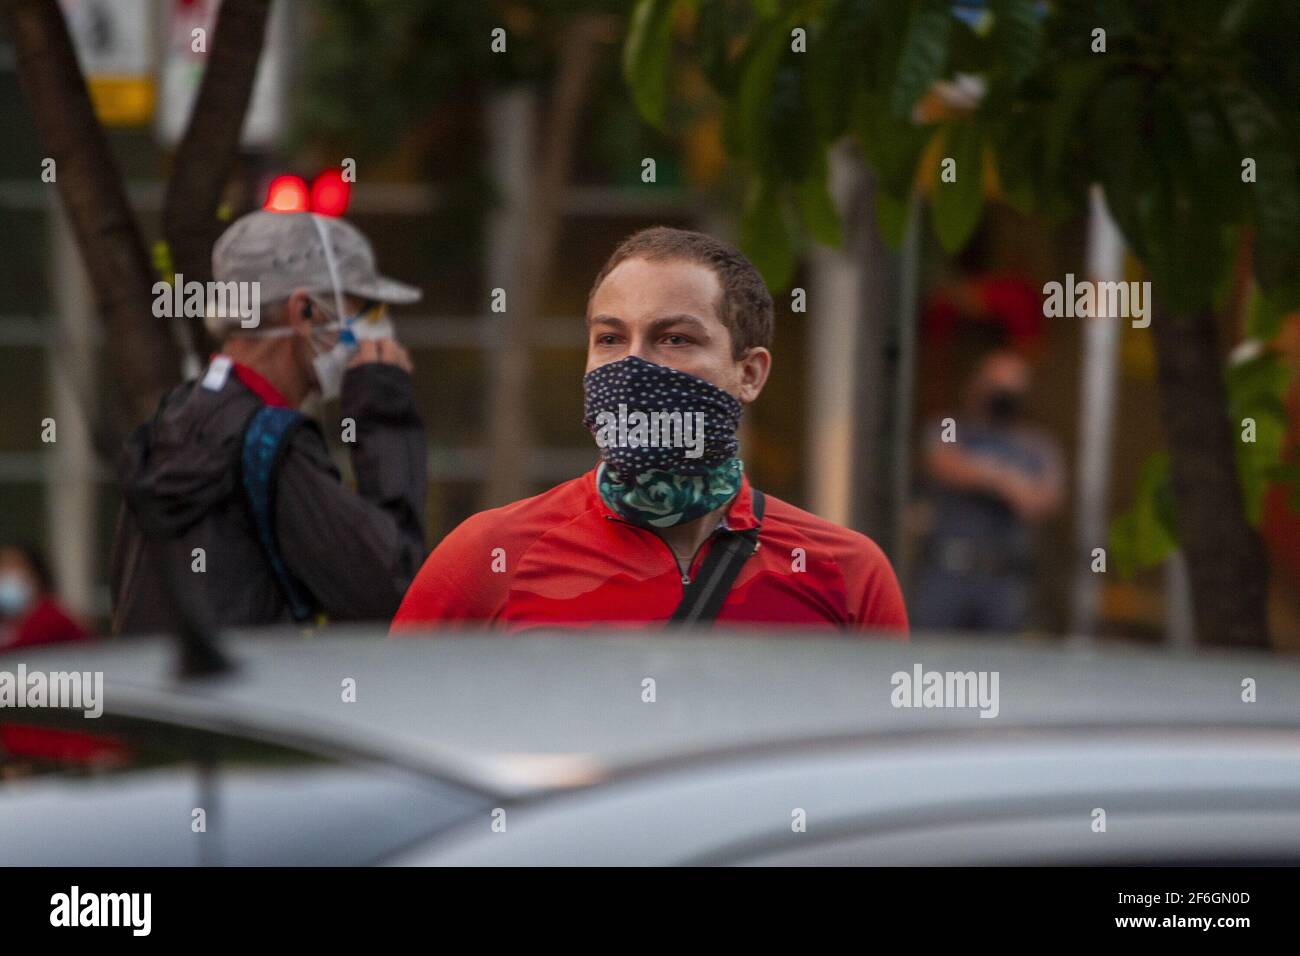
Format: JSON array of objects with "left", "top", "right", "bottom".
[
  {"left": 240, "top": 406, "right": 319, "bottom": 623},
  {"left": 669, "top": 489, "right": 765, "bottom": 627}
]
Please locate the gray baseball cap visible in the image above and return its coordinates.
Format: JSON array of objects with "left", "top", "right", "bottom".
[{"left": 212, "top": 210, "right": 422, "bottom": 307}]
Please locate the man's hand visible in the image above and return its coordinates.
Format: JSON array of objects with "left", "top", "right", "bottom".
[
  {"left": 926, "top": 444, "right": 1061, "bottom": 523},
  {"left": 348, "top": 338, "right": 413, "bottom": 374},
  {"left": 999, "top": 472, "right": 1056, "bottom": 522}
]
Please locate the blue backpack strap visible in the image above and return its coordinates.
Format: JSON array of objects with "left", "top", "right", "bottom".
[{"left": 241, "top": 406, "right": 319, "bottom": 623}]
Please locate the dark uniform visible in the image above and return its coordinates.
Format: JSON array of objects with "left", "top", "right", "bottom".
[{"left": 912, "top": 419, "right": 1061, "bottom": 633}]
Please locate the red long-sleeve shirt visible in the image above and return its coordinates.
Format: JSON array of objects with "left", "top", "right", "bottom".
[
  {"left": 2, "top": 596, "right": 92, "bottom": 650},
  {"left": 391, "top": 470, "right": 908, "bottom": 635}
]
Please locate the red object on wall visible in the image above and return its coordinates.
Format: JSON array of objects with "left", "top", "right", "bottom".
[{"left": 924, "top": 274, "right": 1045, "bottom": 351}]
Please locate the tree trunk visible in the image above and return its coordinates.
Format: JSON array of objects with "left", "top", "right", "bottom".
[
  {"left": 1150, "top": 303, "right": 1271, "bottom": 648},
  {"left": 479, "top": 15, "right": 613, "bottom": 509},
  {"left": 2, "top": 0, "right": 180, "bottom": 427},
  {"left": 163, "top": 0, "right": 272, "bottom": 359}
]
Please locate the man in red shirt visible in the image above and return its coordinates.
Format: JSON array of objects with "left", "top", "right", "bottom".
[{"left": 392, "top": 227, "right": 907, "bottom": 634}]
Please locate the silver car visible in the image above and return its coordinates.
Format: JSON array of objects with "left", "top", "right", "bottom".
[{"left": 2, "top": 631, "right": 1298, "bottom": 865}]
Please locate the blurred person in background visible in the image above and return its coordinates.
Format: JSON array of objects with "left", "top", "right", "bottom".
[
  {"left": 912, "top": 348, "right": 1064, "bottom": 633},
  {"left": 0, "top": 544, "right": 92, "bottom": 649},
  {"left": 110, "top": 212, "right": 427, "bottom": 634},
  {"left": 393, "top": 227, "right": 907, "bottom": 634}
]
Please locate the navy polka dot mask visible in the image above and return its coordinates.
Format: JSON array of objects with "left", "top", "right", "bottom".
[{"left": 583, "top": 355, "right": 743, "bottom": 477}]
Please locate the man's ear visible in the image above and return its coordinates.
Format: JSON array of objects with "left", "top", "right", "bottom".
[
  {"left": 286, "top": 290, "right": 314, "bottom": 335},
  {"left": 737, "top": 346, "right": 772, "bottom": 404}
]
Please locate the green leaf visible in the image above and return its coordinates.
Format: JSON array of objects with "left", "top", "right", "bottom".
[
  {"left": 796, "top": 164, "right": 843, "bottom": 247},
  {"left": 854, "top": 90, "right": 929, "bottom": 197},
  {"left": 1239, "top": 419, "right": 1287, "bottom": 523},
  {"left": 1216, "top": 82, "right": 1300, "bottom": 292},
  {"left": 1042, "top": 59, "right": 1110, "bottom": 186},
  {"left": 736, "top": 13, "right": 796, "bottom": 174},
  {"left": 1171, "top": 83, "right": 1243, "bottom": 226},
  {"left": 1220, "top": 0, "right": 1264, "bottom": 36},
  {"left": 151, "top": 241, "right": 174, "bottom": 284},
  {"left": 988, "top": 107, "right": 1043, "bottom": 215},
  {"left": 1226, "top": 352, "right": 1292, "bottom": 427},
  {"left": 740, "top": 179, "right": 797, "bottom": 291},
  {"left": 623, "top": 0, "right": 681, "bottom": 130},
  {"left": 1267, "top": 460, "right": 1300, "bottom": 511},
  {"left": 990, "top": 0, "right": 1042, "bottom": 85},
  {"left": 1109, "top": 452, "right": 1179, "bottom": 578},
  {"left": 808, "top": 0, "right": 877, "bottom": 142},
  {"left": 1141, "top": 82, "right": 1233, "bottom": 311},
  {"left": 873, "top": 189, "right": 911, "bottom": 249},
  {"left": 1227, "top": 350, "right": 1294, "bottom": 523},
  {"left": 1244, "top": 285, "right": 1300, "bottom": 340},
  {"left": 1108, "top": 511, "right": 1141, "bottom": 579},
  {"left": 890, "top": 0, "right": 951, "bottom": 118},
  {"left": 930, "top": 121, "right": 985, "bottom": 252},
  {"left": 1088, "top": 74, "right": 1161, "bottom": 273},
  {"left": 767, "top": 59, "right": 820, "bottom": 181},
  {"left": 695, "top": 0, "right": 738, "bottom": 95}
]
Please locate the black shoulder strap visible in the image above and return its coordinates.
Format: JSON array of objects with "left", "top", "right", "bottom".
[{"left": 669, "top": 489, "right": 765, "bottom": 627}]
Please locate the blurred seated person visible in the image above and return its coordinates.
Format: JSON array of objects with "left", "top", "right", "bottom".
[
  {"left": 0, "top": 544, "right": 93, "bottom": 649},
  {"left": 912, "top": 349, "right": 1064, "bottom": 634}
]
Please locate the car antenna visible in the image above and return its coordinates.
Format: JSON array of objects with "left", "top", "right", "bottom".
[
  {"left": 120, "top": 386, "right": 235, "bottom": 678},
  {"left": 156, "top": 536, "right": 236, "bottom": 679}
]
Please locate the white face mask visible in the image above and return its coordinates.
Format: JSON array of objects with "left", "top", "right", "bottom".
[
  {"left": 307, "top": 315, "right": 354, "bottom": 402},
  {"left": 0, "top": 571, "right": 34, "bottom": 618}
]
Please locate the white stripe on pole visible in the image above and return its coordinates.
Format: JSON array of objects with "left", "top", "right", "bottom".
[
  {"left": 807, "top": 143, "right": 867, "bottom": 527},
  {"left": 1069, "top": 185, "right": 1124, "bottom": 641}
]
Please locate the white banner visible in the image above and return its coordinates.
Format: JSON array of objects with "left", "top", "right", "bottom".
[{"left": 155, "top": 0, "right": 287, "bottom": 148}]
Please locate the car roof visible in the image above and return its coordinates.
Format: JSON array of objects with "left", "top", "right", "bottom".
[{"left": 8, "top": 630, "right": 1300, "bottom": 796}]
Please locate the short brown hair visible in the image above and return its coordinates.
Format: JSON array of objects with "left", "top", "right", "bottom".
[{"left": 587, "top": 227, "right": 774, "bottom": 358}]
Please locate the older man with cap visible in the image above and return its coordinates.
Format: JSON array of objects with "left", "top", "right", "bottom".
[{"left": 109, "top": 211, "right": 427, "bottom": 633}]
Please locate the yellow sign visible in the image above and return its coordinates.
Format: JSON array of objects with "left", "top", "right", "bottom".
[
  {"left": 87, "top": 75, "right": 155, "bottom": 128},
  {"left": 59, "top": 0, "right": 154, "bottom": 127}
]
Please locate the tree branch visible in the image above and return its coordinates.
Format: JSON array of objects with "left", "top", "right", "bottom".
[
  {"left": 1, "top": 0, "right": 181, "bottom": 426},
  {"left": 163, "top": 0, "right": 273, "bottom": 358},
  {"left": 1151, "top": 303, "right": 1271, "bottom": 648}
]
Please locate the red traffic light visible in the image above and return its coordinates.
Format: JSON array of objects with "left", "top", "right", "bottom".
[
  {"left": 264, "top": 174, "right": 309, "bottom": 213},
  {"left": 309, "top": 169, "right": 352, "bottom": 217},
  {"left": 263, "top": 171, "right": 352, "bottom": 216}
]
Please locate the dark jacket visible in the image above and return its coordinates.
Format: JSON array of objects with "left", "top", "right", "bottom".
[{"left": 109, "top": 361, "right": 426, "bottom": 634}]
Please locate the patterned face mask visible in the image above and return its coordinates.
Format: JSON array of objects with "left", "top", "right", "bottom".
[{"left": 583, "top": 355, "right": 744, "bottom": 528}]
